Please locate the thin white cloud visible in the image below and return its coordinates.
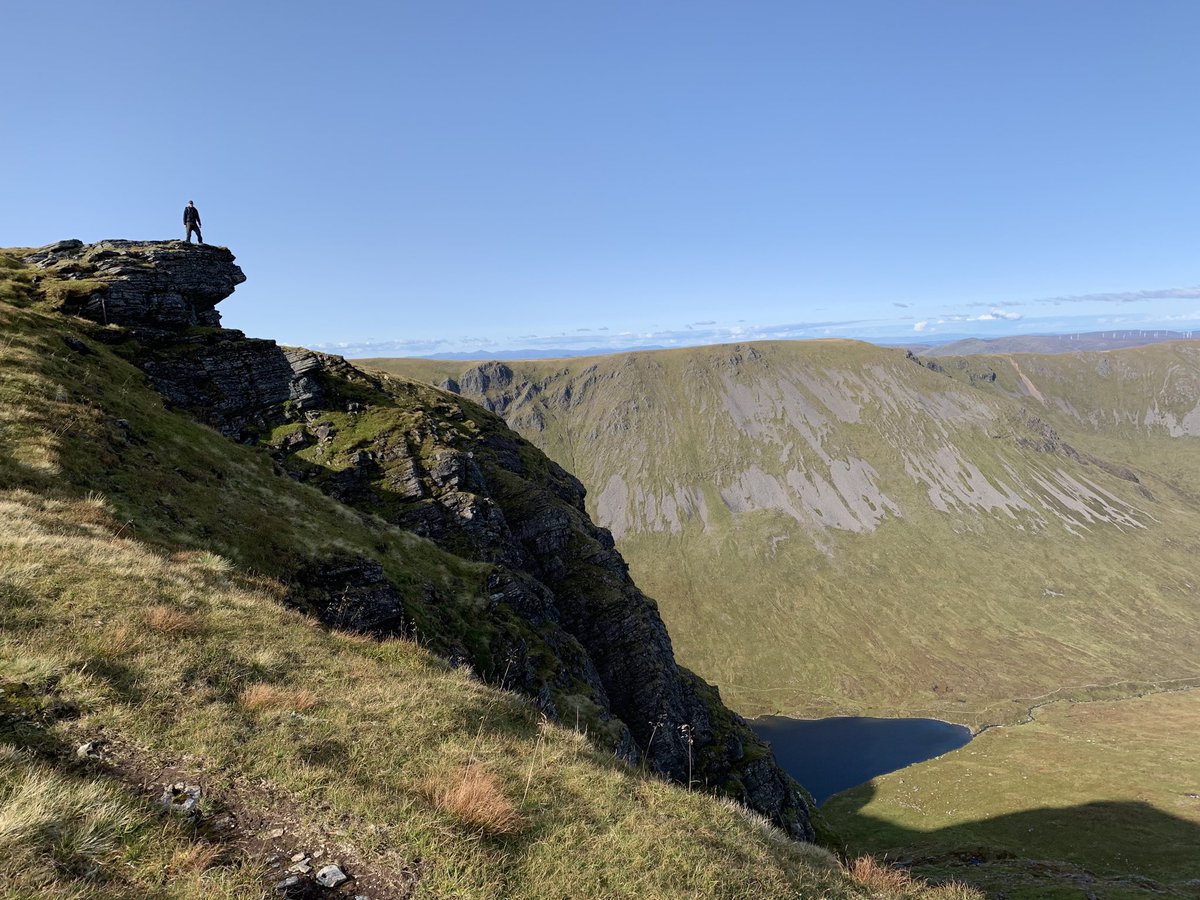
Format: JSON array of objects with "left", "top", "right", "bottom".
[
  {"left": 976, "top": 308, "right": 1022, "bottom": 321},
  {"left": 913, "top": 320, "right": 929, "bottom": 332},
  {"left": 1049, "top": 286, "right": 1200, "bottom": 305}
]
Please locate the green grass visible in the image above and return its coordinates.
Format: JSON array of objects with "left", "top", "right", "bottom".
[
  {"left": 823, "top": 688, "right": 1200, "bottom": 897},
  {"left": 0, "top": 251, "right": 981, "bottom": 898}
]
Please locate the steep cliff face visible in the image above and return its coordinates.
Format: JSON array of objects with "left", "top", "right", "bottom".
[{"left": 20, "top": 240, "right": 814, "bottom": 839}]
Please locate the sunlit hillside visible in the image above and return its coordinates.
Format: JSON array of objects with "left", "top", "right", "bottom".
[{"left": 366, "top": 342, "right": 1200, "bottom": 726}]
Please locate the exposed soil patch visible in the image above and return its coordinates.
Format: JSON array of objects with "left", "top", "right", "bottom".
[{"left": 63, "top": 722, "right": 424, "bottom": 899}]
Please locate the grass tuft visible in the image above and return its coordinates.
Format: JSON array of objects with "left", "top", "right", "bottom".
[
  {"left": 141, "top": 604, "right": 200, "bottom": 635},
  {"left": 429, "top": 765, "right": 522, "bottom": 835},
  {"left": 849, "top": 855, "right": 912, "bottom": 892},
  {"left": 238, "top": 683, "right": 318, "bottom": 713}
]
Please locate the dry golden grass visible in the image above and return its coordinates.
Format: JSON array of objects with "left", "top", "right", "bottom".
[
  {"left": 141, "top": 604, "right": 199, "bottom": 635},
  {"left": 849, "top": 855, "right": 914, "bottom": 893},
  {"left": 194, "top": 550, "right": 234, "bottom": 573},
  {"left": 97, "top": 622, "right": 145, "bottom": 656},
  {"left": 848, "top": 856, "right": 983, "bottom": 900},
  {"left": 64, "top": 492, "right": 119, "bottom": 531},
  {"left": 169, "top": 841, "right": 224, "bottom": 875},
  {"left": 429, "top": 765, "right": 522, "bottom": 835},
  {"left": 238, "top": 683, "right": 319, "bottom": 713},
  {"left": 927, "top": 884, "right": 987, "bottom": 900}
]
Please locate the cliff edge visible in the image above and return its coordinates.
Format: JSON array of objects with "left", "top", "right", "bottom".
[{"left": 19, "top": 239, "right": 816, "bottom": 839}]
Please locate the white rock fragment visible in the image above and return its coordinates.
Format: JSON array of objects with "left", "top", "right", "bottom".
[{"left": 315, "top": 864, "right": 350, "bottom": 888}]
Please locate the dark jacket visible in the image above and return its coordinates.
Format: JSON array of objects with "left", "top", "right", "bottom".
[{"left": 183, "top": 205, "right": 201, "bottom": 226}]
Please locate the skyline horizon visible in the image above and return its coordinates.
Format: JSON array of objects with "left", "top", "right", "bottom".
[
  {"left": 332, "top": 321, "right": 1197, "bottom": 361},
  {"left": 10, "top": 233, "right": 1197, "bottom": 358},
  {"left": 5, "top": 3, "right": 1199, "bottom": 358}
]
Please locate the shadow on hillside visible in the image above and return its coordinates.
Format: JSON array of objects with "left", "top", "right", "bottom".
[
  {"left": 0, "top": 425, "right": 55, "bottom": 493},
  {"left": 828, "top": 781, "right": 1200, "bottom": 890}
]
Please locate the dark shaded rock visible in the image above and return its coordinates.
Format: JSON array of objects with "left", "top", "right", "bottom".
[
  {"left": 63, "top": 335, "right": 91, "bottom": 354},
  {"left": 382, "top": 449, "right": 427, "bottom": 500},
  {"left": 905, "top": 349, "right": 945, "bottom": 374},
  {"left": 287, "top": 556, "right": 408, "bottom": 636},
  {"left": 274, "top": 874, "right": 321, "bottom": 898},
  {"left": 139, "top": 336, "right": 328, "bottom": 441},
  {"left": 280, "top": 428, "right": 312, "bottom": 452}
]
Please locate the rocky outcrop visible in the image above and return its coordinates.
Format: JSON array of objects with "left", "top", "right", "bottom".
[
  {"left": 23, "top": 239, "right": 245, "bottom": 332},
  {"left": 21, "top": 240, "right": 321, "bottom": 439},
  {"left": 31, "top": 240, "right": 815, "bottom": 839},
  {"left": 286, "top": 555, "right": 409, "bottom": 635},
  {"left": 140, "top": 336, "right": 328, "bottom": 440}
]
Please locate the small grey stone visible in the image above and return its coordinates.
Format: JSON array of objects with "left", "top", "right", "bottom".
[
  {"left": 159, "top": 783, "right": 201, "bottom": 816},
  {"left": 315, "top": 864, "right": 349, "bottom": 888}
]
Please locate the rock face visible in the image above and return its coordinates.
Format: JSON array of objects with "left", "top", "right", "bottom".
[
  {"left": 24, "top": 240, "right": 245, "bottom": 331},
  {"left": 21, "top": 240, "right": 324, "bottom": 439},
  {"left": 28, "top": 240, "right": 815, "bottom": 839}
]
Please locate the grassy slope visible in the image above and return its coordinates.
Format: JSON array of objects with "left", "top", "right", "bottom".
[
  {"left": 0, "top": 253, "right": 981, "bottom": 898},
  {"left": 823, "top": 688, "right": 1200, "bottom": 897},
  {"left": 364, "top": 343, "right": 1200, "bottom": 726}
]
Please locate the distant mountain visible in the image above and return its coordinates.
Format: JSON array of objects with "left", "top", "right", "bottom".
[
  {"left": 421, "top": 345, "right": 669, "bottom": 360},
  {"left": 922, "top": 329, "right": 1197, "bottom": 356},
  {"left": 366, "top": 330, "right": 1200, "bottom": 363},
  {"left": 370, "top": 341, "right": 1200, "bottom": 731}
]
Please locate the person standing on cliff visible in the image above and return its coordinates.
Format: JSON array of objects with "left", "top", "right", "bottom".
[{"left": 183, "top": 201, "right": 203, "bottom": 244}]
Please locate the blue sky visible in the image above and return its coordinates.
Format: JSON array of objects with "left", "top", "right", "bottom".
[{"left": 3, "top": 1, "right": 1199, "bottom": 357}]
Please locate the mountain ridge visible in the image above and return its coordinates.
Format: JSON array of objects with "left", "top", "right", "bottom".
[{"left": 369, "top": 340, "right": 1200, "bottom": 728}]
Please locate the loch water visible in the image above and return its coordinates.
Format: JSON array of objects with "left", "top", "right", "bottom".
[{"left": 749, "top": 715, "right": 972, "bottom": 806}]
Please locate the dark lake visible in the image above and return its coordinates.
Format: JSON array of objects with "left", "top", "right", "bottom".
[{"left": 749, "top": 715, "right": 972, "bottom": 806}]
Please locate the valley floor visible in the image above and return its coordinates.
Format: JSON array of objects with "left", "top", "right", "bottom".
[{"left": 823, "top": 687, "right": 1200, "bottom": 898}]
